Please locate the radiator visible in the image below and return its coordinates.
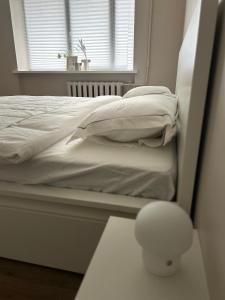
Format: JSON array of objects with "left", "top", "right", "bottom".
[{"left": 67, "top": 81, "right": 123, "bottom": 97}]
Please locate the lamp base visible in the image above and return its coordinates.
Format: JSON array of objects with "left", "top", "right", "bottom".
[{"left": 142, "top": 250, "right": 180, "bottom": 277}]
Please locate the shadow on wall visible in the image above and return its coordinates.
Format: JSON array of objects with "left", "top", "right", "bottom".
[{"left": 0, "top": 0, "right": 20, "bottom": 96}]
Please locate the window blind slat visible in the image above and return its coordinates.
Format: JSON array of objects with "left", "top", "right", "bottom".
[
  {"left": 24, "top": 0, "right": 67, "bottom": 71},
  {"left": 115, "top": 0, "right": 135, "bottom": 70},
  {"left": 69, "top": 0, "right": 111, "bottom": 70}
]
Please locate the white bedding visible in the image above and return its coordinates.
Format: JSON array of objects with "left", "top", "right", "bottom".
[
  {"left": 0, "top": 95, "right": 120, "bottom": 163},
  {"left": 0, "top": 136, "right": 177, "bottom": 201}
]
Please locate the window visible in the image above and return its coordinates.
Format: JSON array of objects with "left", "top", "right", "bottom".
[{"left": 22, "top": 0, "right": 135, "bottom": 71}]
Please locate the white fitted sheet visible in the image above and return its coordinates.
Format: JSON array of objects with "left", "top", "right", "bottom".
[{"left": 0, "top": 137, "right": 177, "bottom": 201}]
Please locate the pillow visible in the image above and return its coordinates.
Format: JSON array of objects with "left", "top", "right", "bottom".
[
  {"left": 123, "top": 86, "right": 172, "bottom": 99},
  {"left": 95, "top": 95, "right": 121, "bottom": 101},
  {"left": 69, "top": 93, "right": 178, "bottom": 147}
]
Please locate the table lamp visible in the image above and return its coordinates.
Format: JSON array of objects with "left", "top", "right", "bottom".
[{"left": 135, "top": 201, "right": 193, "bottom": 276}]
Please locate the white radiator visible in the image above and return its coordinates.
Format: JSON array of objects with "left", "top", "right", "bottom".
[{"left": 67, "top": 81, "right": 123, "bottom": 97}]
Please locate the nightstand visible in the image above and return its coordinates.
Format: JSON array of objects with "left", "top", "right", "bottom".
[{"left": 75, "top": 217, "right": 210, "bottom": 300}]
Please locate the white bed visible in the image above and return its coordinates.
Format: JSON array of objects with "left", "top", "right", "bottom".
[{"left": 0, "top": 0, "right": 218, "bottom": 273}]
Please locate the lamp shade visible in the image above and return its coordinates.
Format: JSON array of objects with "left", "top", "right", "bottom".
[{"left": 135, "top": 201, "right": 193, "bottom": 276}]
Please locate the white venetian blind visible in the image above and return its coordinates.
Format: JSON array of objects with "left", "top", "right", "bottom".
[
  {"left": 22, "top": 0, "right": 135, "bottom": 71},
  {"left": 69, "top": 0, "right": 111, "bottom": 70},
  {"left": 114, "top": 0, "right": 135, "bottom": 70},
  {"left": 23, "top": 0, "right": 68, "bottom": 70}
]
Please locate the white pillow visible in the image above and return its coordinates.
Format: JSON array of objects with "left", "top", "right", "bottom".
[
  {"left": 123, "top": 86, "right": 172, "bottom": 99},
  {"left": 69, "top": 93, "right": 178, "bottom": 147}
]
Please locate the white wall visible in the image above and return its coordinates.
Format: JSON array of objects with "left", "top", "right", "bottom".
[
  {"left": 194, "top": 1, "right": 225, "bottom": 300},
  {"left": 0, "top": 0, "right": 186, "bottom": 95},
  {"left": 135, "top": 0, "right": 186, "bottom": 88},
  {"left": 147, "top": 0, "right": 186, "bottom": 90},
  {"left": 0, "top": 0, "right": 20, "bottom": 95}
]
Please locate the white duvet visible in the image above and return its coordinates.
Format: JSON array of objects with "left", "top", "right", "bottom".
[{"left": 0, "top": 95, "right": 120, "bottom": 163}]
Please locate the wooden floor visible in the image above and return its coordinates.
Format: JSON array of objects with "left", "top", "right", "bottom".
[{"left": 0, "top": 257, "right": 83, "bottom": 300}]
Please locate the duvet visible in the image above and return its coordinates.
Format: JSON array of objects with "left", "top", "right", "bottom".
[{"left": 0, "top": 95, "right": 120, "bottom": 163}]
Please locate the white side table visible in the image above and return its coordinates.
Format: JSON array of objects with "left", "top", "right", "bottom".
[{"left": 75, "top": 217, "right": 210, "bottom": 300}]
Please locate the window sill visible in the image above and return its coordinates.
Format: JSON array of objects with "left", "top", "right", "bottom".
[{"left": 13, "top": 70, "right": 137, "bottom": 75}]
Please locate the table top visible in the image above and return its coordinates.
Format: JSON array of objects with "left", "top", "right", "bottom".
[{"left": 75, "top": 217, "right": 210, "bottom": 300}]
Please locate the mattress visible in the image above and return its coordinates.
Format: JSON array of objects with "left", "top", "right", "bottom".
[{"left": 0, "top": 136, "right": 177, "bottom": 201}]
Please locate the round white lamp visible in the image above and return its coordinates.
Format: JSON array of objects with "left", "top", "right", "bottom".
[{"left": 135, "top": 201, "right": 193, "bottom": 277}]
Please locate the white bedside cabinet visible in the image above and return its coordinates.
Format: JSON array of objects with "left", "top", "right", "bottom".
[{"left": 75, "top": 217, "right": 210, "bottom": 300}]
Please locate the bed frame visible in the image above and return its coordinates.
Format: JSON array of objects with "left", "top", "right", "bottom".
[{"left": 0, "top": 0, "right": 217, "bottom": 273}]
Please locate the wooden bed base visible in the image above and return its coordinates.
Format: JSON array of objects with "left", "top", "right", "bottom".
[{"left": 0, "top": 0, "right": 217, "bottom": 274}]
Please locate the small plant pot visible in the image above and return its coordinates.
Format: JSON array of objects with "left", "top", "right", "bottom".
[{"left": 81, "top": 59, "right": 91, "bottom": 71}]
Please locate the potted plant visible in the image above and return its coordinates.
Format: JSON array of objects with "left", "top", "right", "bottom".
[{"left": 76, "top": 39, "right": 91, "bottom": 71}]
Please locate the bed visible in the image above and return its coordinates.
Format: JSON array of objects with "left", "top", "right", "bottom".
[{"left": 0, "top": 0, "right": 217, "bottom": 273}]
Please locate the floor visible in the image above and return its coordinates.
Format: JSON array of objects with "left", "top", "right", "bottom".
[{"left": 0, "top": 257, "right": 83, "bottom": 300}]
